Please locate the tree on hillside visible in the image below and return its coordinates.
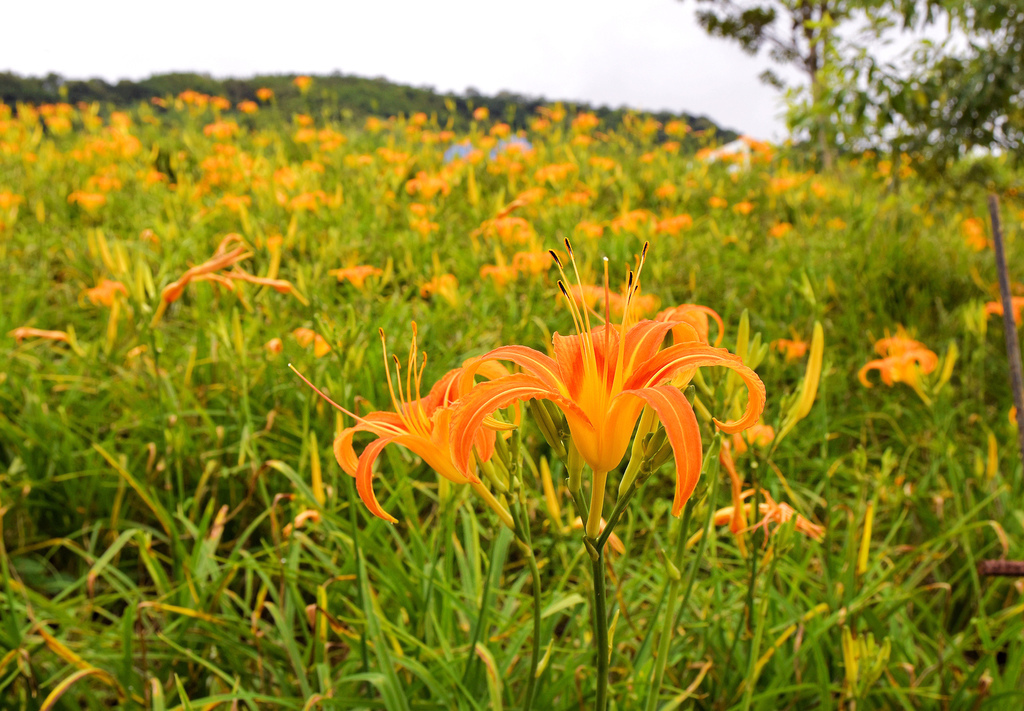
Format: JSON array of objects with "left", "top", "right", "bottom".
[
  {"left": 833, "top": 0, "right": 1024, "bottom": 175},
  {"left": 682, "top": 0, "right": 940, "bottom": 169}
]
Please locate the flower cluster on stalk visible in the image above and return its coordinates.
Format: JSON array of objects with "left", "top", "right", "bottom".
[{"left": 295, "top": 241, "right": 766, "bottom": 534}]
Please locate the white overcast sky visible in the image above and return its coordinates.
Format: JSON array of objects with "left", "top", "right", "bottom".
[{"left": 2, "top": 1, "right": 816, "bottom": 139}]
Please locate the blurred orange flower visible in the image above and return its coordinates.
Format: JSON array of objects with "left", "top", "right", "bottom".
[
  {"left": 772, "top": 338, "right": 808, "bottom": 362},
  {"left": 329, "top": 265, "right": 383, "bottom": 288},
  {"left": 84, "top": 279, "right": 128, "bottom": 307}
]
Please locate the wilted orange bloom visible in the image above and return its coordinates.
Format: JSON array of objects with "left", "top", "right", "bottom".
[
  {"left": 772, "top": 338, "right": 808, "bottom": 362},
  {"left": 713, "top": 489, "right": 824, "bottom": 542},
  {"left": 656, "top": 304, "right": 724, "bottom": 347},
  {"left": 962, "top": 217, "right": 990, "bottom": 251},
  {"left": 67, "top": 191, "right": 107, "bottom": 212},
  {"left": 768, "top": 222, "right": 793, "bottom": 238},
  {"left": 984, "top": 297, "right": 1024, "bottom": 325},
  {"left": 473, "top": 106, "right": 489, "bottom": 121},
  {"left": 84, "top": 279, "right": 128, "bottom": 307},
  {"left": 655, "top": 214, "right": 693, "bottom": 235},
  {"left": 420, "top": 274, "right": 459, "bottom": 305},
  {"left": 732, "top": 201, "right": 754, "bottom": 215},
  {"left": 8, "top": 327, "right": 70, "bottom": 343},
  {"left": 153, "top": 235, "right": 252, "bottom": 325},
  {"left": 708, "top": 196, "right": 728, "bottom": 209},
  {"left": 293, "top": 328, "right": 331, "bottom": 358},
  {"left": 282, "top": 509, "right": 321, "bottom": 537},
  {"left": 576, "top": 220, "right": 605, "bottom": 239},
  {"left": 329, "top": 265, "right": 382, "bottom": 288},
  {"left": 293, "top": 76, "right": 313, "bottom": 92},
  {"left": 223, "top": 270, "right": 309, "bottom": 305}
]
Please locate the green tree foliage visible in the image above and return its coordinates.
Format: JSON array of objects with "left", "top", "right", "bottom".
[
  {"left": 0, "top": 70, "right": 732, "bottom": 139},
  {"left": 684, "top": 0, "right": 896, "bottom": 168},
  {"left": 833, "top": 0, "right": 1024, "bottom": 175}
]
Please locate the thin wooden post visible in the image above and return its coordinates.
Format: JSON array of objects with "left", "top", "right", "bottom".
[{"left": 988, "top": 194, "right": 1024, "bottom": 467}]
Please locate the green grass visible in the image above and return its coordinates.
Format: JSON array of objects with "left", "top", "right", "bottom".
[{"left": 1, "top": 97, "right": 1023, "bottom": 710}]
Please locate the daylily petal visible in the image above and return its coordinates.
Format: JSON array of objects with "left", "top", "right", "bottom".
[
  {"left": 626, "top": 343, "right": 766, "bottom": 434},
  {"left": 619, "top": 385, "right": 703, "bottom": 516},
  {"left": 463, "top": 345, "right": 564, "bottom": 393},
  {"left": 334, "top": 412, "right": 406, "bottom": 476},
  {"left": 451, "top": 373, "right": 591, "bottom": 473},
  {"left": 354, "top": 436, "right": 400, "bottom": 523}
]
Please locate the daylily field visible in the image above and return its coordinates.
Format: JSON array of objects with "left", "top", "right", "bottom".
[{"left": 2, "top": 85, "right": 1024, "bottom": 710}]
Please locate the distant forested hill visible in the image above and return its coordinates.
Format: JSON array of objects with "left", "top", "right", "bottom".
[{"left": 0, "top": 71, "right": 737, "bottom": 140}]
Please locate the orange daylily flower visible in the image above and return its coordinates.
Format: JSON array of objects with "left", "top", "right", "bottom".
[
  {"left": 656, "top": 304, "right": 724, "bottom": 347},
  {"left": 420, "top": 274, "right": 459, "bottom": 305},
  {"left": 223, "top": 269, "right": 309, "bottom": 306},
  {"left": 858, "top": 328, "right": 938, "bottom": 397},
  {"left": 292, "top": 326, "right": 513, "bottom": 526},
  {"left": 711, "top": 490, "right": 824, "bottom": 542},
  {"left": 293, "top": 328, "right": 332, "bottom": 358},
  {"left": 84, "top": 279, "right": 128, "bottom": 307},
  {"left": 730, "top": 422, "right": 775, "bottom": 454},
  {"left": 329, "top": 265, "right": 383, "bottom": 288},
  {"left": 985, "top": 297, "right": 1024, "bottom": 325},
  {"left": 655, "top": 214, "right": 693, "bottom": 235},
  {"left": 453, "top": 244, "right": 766, "bottom": 537},
  {"left": 151, "top": 235, "right": 252, "bottom": 325},
  {"left": 772, "top": 338, "right": 808, "bottom": 362},
  {"left": 962, "top": 217, "right": 989, "bottom": 251}
]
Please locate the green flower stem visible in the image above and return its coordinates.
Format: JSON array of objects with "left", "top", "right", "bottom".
[
  {"left": 518, "top": 538, "right": 543, "bottom": 711},
  {"left": 590, "top": 544, "right": 609, "bottom": 711},
  {"left": 645, "top": 436, "right": 721, "bottom": 711}
]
